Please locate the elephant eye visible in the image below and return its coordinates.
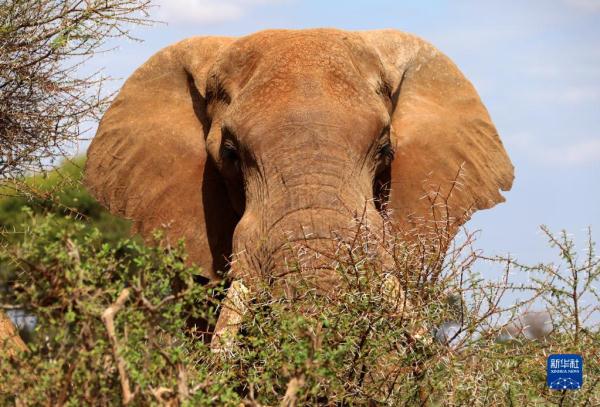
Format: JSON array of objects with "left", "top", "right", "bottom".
[
  {"left": 377, "top": 142, "right": 394, "bottom": 163},
  {"left": 222, "top": 145, "right": 239, "bottom": 162},
  {"left": 221, "top": 138, "right": 240, "bottom": 163},
  {"left": 375, "top": 124, "right": 394, "bottom": 166}
]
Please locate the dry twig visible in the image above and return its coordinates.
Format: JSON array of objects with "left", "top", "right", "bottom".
[
  {"left": 101, "top": 288, "right": 136, "bottom": 404},
  {"left": 280, "top": 374, "right": 305, "bottom": 407}
]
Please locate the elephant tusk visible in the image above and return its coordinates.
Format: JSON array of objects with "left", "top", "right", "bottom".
[
  {"left": 381, "top": 274, "right": 408, "bottom": 315},
  {"left": 211, "top": 280, "right": 250, "bottom": 354},
  {"left": 381, "top": 274, "right": 430, "bottom": 341}
]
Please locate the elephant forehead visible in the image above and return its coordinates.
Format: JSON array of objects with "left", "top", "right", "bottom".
[
  {"left": 214, "top": 29, "right": 383, "bottom": 99},
  {"left": 231, "top": 29, "right": 373, "bottom": 65},
  {"left": 234, "top": 74, "right": 379, "bottom": 120},
  {"left": 212, "top": 30, "right": 390, "bottom": 152},
  {"left": 224, "top": 99, "right": 386, "bottom": 159},
  {"left": 256, "top": 35, "right": 361, "bottom": 74}
]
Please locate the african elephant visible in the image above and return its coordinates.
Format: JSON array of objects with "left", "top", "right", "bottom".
[
  {"left": 84, "top": 29, "right": 514, "bottom": 341},
  {"left": 0, "top": 309, "right": 27, "bottom": 356}
]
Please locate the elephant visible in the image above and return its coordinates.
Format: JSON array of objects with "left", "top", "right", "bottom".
[
  {"left": 84, "top": 28, "right": 514, "bottom": 343},
  {"left": 0, "top": 308, "right": 27, "bottom": 356}
]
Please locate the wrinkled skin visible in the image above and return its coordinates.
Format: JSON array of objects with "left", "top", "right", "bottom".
[
  {"left": 0, "top": 309, "right": 27, "bottom": 356},
  {"left": 209, "top": 31, "right": 395, "bottom": 287},
  {"left": 84, "top": 29, "right": 514, "bottom": 338}
]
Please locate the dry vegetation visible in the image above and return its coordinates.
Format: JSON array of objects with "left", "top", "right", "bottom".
[{"left": 0, "top": 0, "right": 152, "bottom": 179}]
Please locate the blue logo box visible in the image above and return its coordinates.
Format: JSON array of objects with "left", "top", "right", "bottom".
[{"left": 547, "top": 354, "right": 583, "bottom": 390}]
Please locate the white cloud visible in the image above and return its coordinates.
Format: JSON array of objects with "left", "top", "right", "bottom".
[
  {"left": 519, "top": 85, "right": 600, "bottom": 106},
  {"left": 552, "top": 138, "right": 600, "bottom": 165},
  {"left": 155, "top": 0, "right": 241, "bottom": 23},
  {"left": 155, "top": 0, "right": 283, "bottom": 24},
  {"left": 523, "top": 63, "right": 600, "bottom": 81},
  {"left": 565, "top": 0, "right": 600, "bottom": 12},
  {"left": 507, "top": 132, "right": 600, "bottom": 166},
  {"left": 522, "top": 65, "right": 562, "bottom": 80},
  {"left": 563, "top": 87, "right": 600, "bottom": 104}
]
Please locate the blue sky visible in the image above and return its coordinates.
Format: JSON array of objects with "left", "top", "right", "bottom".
[{"left": 87, "top": 0, "right": 600, "bottom": 268}]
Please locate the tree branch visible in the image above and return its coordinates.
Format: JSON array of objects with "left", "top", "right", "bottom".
[{"left": 101, "top": 288, "right": 136, "bottom": 405}]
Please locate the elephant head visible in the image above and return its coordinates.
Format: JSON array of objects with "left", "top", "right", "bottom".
[{"left": 85, "top": 29, "right": 513, "bottom": 339}]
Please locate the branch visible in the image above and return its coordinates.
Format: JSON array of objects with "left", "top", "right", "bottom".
[
  {"left": 101, "top": 288, "right": 136, "bottom": 405},
  {"left": 280, "top": 374, "right": 305, "bottom": 407},
  {"left": 177, "top": 363, "right": 189, "bottom": 402}
]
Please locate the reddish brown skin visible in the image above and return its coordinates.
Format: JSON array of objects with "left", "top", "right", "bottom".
[
  {"left": 85, "top": 29, "right": 514, "bottom": 291},
  {"left": 0, "top": 309, "right": 27, "bottom": 356}
]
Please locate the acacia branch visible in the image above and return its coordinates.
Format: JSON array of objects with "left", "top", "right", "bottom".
[
  {"left": 101, "top": 288, "right": 136, "bottom": 405},
  {"left": 280, "top": 374, "right": 305, "bottom": 407}
]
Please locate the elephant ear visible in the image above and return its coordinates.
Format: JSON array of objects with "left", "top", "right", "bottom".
[
  {"left": 361, "top": 30, "right": 514, "bottom": 235},
  {"left": 85, "top": 37, "right": 237, "bottom": 280}
]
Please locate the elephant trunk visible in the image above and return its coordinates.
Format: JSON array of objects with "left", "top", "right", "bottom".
[
  {"left": 212, "top": 200, "right": 399, "bottom": 351},
  {"left": 213, "top": 173, "right": 395, "bottom": 351},
  {"left": 268, "top": 207, "right": 387, "bottom": 293},
  {"left": 232, "top": 181, "right": 391, "bottom": 293}
]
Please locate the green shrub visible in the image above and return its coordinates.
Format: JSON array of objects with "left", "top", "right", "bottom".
[
  {"left": 0, "top": 211, "right": 598, "bottom": 405},
  {"left": 1, "top": 213, "right": 232, "bottom": 405},
  {"left": 0, "top": 157, "right": 131, "bottom": 289},
  {"left": 0, "top": 157, "right": 131, "bottom": 243},
  {"left": 0, "top": 163, "right": 598, "bottom": 405}
]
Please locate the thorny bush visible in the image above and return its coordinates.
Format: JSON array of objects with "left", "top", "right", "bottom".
[
  {"left": 0, "top": 0, "right": 153, "bottom": 179},
  {"left": 0, "top": 209, "right": 599, "bottom": 405}
]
